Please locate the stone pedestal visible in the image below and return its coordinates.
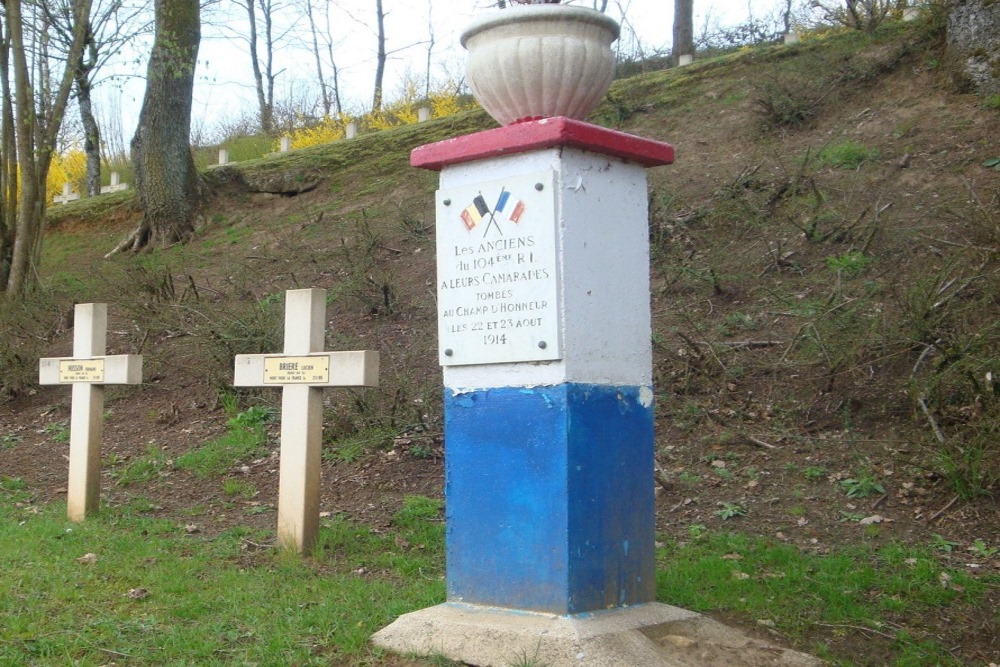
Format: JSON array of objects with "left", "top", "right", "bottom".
[{"left": 373, "top": 602, "right": 822, "bottom": 667}]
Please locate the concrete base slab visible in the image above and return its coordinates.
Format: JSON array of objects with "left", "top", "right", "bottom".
[{"left": 372, "top": 602, "right": 821, "bottom": 666}]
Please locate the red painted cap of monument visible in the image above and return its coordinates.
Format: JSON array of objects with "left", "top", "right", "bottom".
[{"left": 411, "top": 117, "right": 675, "bottom": 171}]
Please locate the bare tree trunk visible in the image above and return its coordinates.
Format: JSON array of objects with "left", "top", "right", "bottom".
[
  {"left": 110, "top": 0, "right": 200, "bottom": 255},
  {"left": 5, "top": 0, "right": 91, "bottom": 296},
  {"left": 326, "top": 38, "right": 342, "bottom": 115},
  {"left": 75, "top": 25, "right": 102, "bottom": 198},
  {"left": 424, "top": 0, "right": 434, "bottom": 99},
  {"left": 672, "top": 0, "right": 694, "bottom": 65},
  {"left": 261, "top": 0, "right": 275, "bottom": 129},
  {"left": 77, "top": 74, "right": 101, "bottom": 196},
  {"left": 305, "top": 0, "right": 330, "bottom": 116},
  {"left": 243, "top": 0, "right": 271, "bottom": 132},
  {"left": 0, "top": 14, "right": 15, "bottom": 289},
  {"left": 372, "top": 0, "right": 385, "bottom": 110}
]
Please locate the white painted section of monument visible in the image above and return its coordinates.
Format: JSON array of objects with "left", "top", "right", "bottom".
[
  {"left": 784, "top": 32, "right": 800, "bottom": 44},
  {"left": 218, "top": 148, "right": 229, "bottom": 166},
  {"left": 435, "top": 170, "right": 561, "bottom": 366},
  {"left": 38, "top": 304, "right": 143, "bottom": 522},
  {"left": 438, "top": 147, "right": 652, "bottom": 391},
  {"left": 280, "top": 136, "right": 291, "bottom": 152},
  {"left": 346, "top": 122, "right": 358, "bottom": 139},
  {"left": 418, "top": 106, "right": 432, "bottom": 122},
  {"left": 678, "top": 53, "right": 693, "bottom": 66},
  {"left": 233, "top": 288, "right": 378, "bottom": 552}
]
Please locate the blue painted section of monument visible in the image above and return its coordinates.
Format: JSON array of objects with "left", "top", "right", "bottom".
[{"left": 444, "top": 383, "right": 655, "bottom": 615}]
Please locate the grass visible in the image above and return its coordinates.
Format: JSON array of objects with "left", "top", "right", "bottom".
[
  {"left": 175, "top": 427, "right": 268, "bottom": 478},
  {"left": 174, "top": 407, "right": 272, "bottom": 478},
  {"left": 3, "top": 480, "right": 994, "bottom": 665},
  {"left": 816, "top": 139, "right": 880, "bottom": 169},
  {"left": 109, "top": 444, "right": 170, "bottom": 486},
  {"left": 0, "top": 488, "right": 445, "bottom": 665},
  {"left": 657, "top": 532, "right": 997, "bottom": 664}
]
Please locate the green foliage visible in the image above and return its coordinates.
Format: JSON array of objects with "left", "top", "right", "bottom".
[
  {"left": 323, "top": 425, "right": 396, "bottom": 463},
  {"left": 110, "top": 445, "right": 170, "bottom": 486},
  {"left": 968, "top": 538, "right": 998, "bottom": 559},
  {"left": 930, "top": 534, "right": 959, "bottom": 553},
  {"left": 43, "top": 421, "right": 70, "bottom": 443},
  {"left": 0, "top": 476, "right": 27, "bottom": 491},
  {"left": 715, "top": 502, "right": 747, "bottom": 520},
  {"left": 983, "top": 157, "right": 1000, "bottom": 172},
  {"left": 0, "top": 434, "right": 22, "bottom": 449},
  {"left": 840, "top": 473, "right": 886, "bottom": 499},
  {"left": 222, "top": 479, "right": 258, "bottom": 498},
  {"left": 175, "top": 408, "right": 271, "bottom": 478},
  {"left": 227, "top": 405, "right": 272, "bottom": 430},
  {"left": 816, "top": 140, "right": 880, "bottom": 169},
  {"left": 826, "top": 251, "right": 873, "bottom": 277},
  {"left": 802, "top": 465, "right": 828, "bottom": 480}
]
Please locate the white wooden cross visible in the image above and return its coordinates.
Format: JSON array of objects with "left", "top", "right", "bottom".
[
  {"left": 53, "top": 182, "right": 81, "bottom": 205},
  {"left": 100, "top": 171, "right": 128, "bottom": 194},
  {"left": 234, "top": 288, "right": 379, "bottom": 553},
  {"left": 38, "top": 304, "right": 143, "bottom": 522}
]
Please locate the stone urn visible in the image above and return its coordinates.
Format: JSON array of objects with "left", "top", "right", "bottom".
[{"left": 461, "top": 5, "right": 620, "bottom": 126}]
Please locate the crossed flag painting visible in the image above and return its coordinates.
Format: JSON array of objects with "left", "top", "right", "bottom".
[{"left": 460, "top": 188, "right": 526, "bottom": 236}]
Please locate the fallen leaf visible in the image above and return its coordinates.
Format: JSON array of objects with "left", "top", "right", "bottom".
[
  {"left": 76, "top": 553, "right": 98, "bottom": 565},
  {"left": 126, "top": 588, "right": 150, "bottom": 600},
  {"left": 184, "top": 524, "right": 200, "bottom": 534}
]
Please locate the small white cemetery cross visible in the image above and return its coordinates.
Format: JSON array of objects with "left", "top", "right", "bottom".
[
  {"left": 53, "top": 182, "right": 81, "bottom": 205},
  {"left": 234, "top": 288, "right": 378, "bottom": 553},
  {"left": 38, "top": 304, "right": 142, "bottom": 522}
]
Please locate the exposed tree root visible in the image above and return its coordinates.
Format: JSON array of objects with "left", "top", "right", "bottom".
[{"left": 104, "top": 223, "right": 151, "bottom": 258}]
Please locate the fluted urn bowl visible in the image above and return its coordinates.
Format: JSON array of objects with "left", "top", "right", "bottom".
[{"left": 461, "top": 5, "right": 620, "bottom": 126}]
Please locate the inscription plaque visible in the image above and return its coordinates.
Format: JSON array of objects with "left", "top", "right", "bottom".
[
  {"left": 436, "top": 171, "right": 561, "bottom": 366},
  {"left": 58, "top": 359, "right": 105, "bottom": 383},
  {"left": 263, "top": 356, "right": 331, "bottom": 384}
]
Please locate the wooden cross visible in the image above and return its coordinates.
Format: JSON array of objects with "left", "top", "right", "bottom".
[
  {"left": 39, "top": 304, "right": 143, "bottom": 522},
  {"left": 53, "top": 182, "right": 80, "bottom": 205},
  {"left": 100, "top": 171, "right": 128, "bottom": 194},
  {"left": 234, "top": 288, "right": 379, "bottom": 553}
]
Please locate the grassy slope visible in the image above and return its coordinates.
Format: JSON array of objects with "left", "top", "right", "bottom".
[{"left": 3, "top": 14, "right": 1000, "bottom": 666}]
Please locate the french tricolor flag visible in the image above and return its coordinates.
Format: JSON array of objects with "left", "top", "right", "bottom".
[{"left": 494, "top": 189, "right": 525, "bottom": 224}]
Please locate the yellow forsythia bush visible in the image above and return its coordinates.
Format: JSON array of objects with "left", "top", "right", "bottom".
[
  {"left": 285, "top": 113, "right": 350, "bottom": 150},
  {"left": 47, "top": 148, "right": 87, "bottom": 196},
  {"left": 285, "top": 81, "right": 474, "bottom": 150}
]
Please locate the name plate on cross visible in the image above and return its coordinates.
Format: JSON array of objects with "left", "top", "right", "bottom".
[
  {"left": 235, "top": 351, "right": 377, "bottom": 387},
  {"left": 40, "top": 355, "right": 142, "bottom": 385},
  {"left": 435, "top": 170, "right": 562, "bottom": 366}
]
